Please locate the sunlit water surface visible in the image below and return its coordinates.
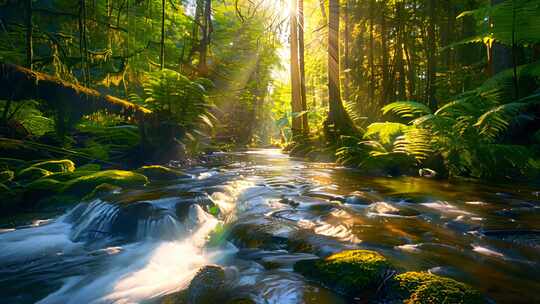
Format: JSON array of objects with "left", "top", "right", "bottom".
[{"left": 1, "top": 149, "right": 539, "bottom": 303}]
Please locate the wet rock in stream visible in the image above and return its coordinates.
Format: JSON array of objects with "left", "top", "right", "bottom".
[{"left": 293, "top": 249, "right": 485, "bottom": 303}]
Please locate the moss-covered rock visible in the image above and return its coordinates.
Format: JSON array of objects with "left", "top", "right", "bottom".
[
  {"left": 63, "top": 170, "right": 148, "bottom": 195},
  {"left": 84, "top": 183, "right": 122, "bottom": 200},
  {"left": 21, "top": 178, "right": 64, "bottom": 208},
  {"left": 393, "top": 272, "right": 483, "bottom": 304},
  {"left": 0, "top": 157, "right": 28, "bottom": 171},
  {"left": 294, "top": 250, "right": 393, "bottom": 298},
  {"left": 0, "top": 170, "right": 14, "bottom": 183},
  {"left": 48, "top": 169, "right": 100, "bottom": 182},
  {"left": 135, "top": 165, "right": 189, "bottom": 181},
  {"left": 76, "top": 163, "right": 102, "bottom": 172},
  {"left": 187, "top": 265, "right": 227, "bottom": 304},
  {"left": 17, "top": 167, "right": 52, "bottom": 182},
  {"left": 32, "top": 159, "right": 76, "bottom": 173}
]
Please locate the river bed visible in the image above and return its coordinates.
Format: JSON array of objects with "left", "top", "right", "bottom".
[{"left": 1, "top": 149, "right": 539, "bottom": 303}]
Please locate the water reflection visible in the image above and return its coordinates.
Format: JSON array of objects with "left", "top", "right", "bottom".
[{"left": 0, "top": 149, "right": 539, "bottom": 303}]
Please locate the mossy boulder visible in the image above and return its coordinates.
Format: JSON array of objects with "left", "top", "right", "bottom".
[
  {"left": 0, "top": 157, "right": 28, "bottom": 171},
  {"left": 17, "top": 167, "right": 52, "bottom": 182},
  {"left": 135, "top": 165, "right": 189, "bottom": 181},
  {"left": 32, "top": 159, "right": 76, "bottom": 173},
  {"left": 76, "top": 163, "right": 101, "bottom": 172},
  {"left": 187, "top": 265, "right": 228, "bottom": 304},
  {"left": 0, "top": 170, "right": 14, "bottom": 183},
  {"left": 63, "top": 170, "right": 148, "bottom": 196},
  {"left": 22, "top": 178, "right": 64, "bottom": 208},
  {"left": 392, "top": 272, "right": 483, "bottom": 304},
  {"left": 294, "top": 250, "right": 393, "bottom": 298},
  {"left": 84, "top": 183, "right": 122, "bottom": 200}
]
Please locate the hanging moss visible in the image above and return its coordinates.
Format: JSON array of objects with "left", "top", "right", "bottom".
[
  {"left": 32, "top": 159, "right": 76, "bottom": 173},
  {"left": 392, "top": 272, "right": 484, "bottom": 304},
  {"left": 0, "top": 63, "right": 152, "bottom": 137}
]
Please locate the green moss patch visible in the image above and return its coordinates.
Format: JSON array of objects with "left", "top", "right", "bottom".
[
  {"left": 76, "top": 164, "right": 102, "bottom": 172},
  {"left": 63, "top": 170, "right": 148, "bottom": 196},
  {"left": 0, "top": 170, "right": 14, "bottom": 183},
  {"left": 393, "top": 272, "right": 483, "bottom": 304},
  {"left": 294, "top": 250, "right": 393, "bottom": 297},
  {"left": 32, "top": 159, "right": 76, "bottom": 173},
  {"left": 17, "top": 167, "right": 52, "bottom": 182},
  {"left": 135, "top": 165, "right": 189, "bottom": 181}
]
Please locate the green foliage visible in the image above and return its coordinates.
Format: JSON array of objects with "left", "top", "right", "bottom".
[
  {"left": 136, "top": 69, "right": 214, "bottom": 141},
  {"left": 364, "top": 122, "right": 411, "bottom": 147},
  {"left": 458, "top": 0, "right": 540, "bottom": 46},
  {"left": 382, "top": 101, "right": 432, "bottom": 119}
]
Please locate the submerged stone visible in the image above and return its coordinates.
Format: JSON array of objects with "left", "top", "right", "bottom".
[
  {"left": 294, "top": 249, "right": 393, "bottom": 298},
  {"left": 32, "top": 159, "right": 76, "bottom": 173},
  {"left": 63, "top": 170, "right": 148, "bottom": 195},
  {"left": 392, "top": 272, "right": 483, "bottom": 304},
  {"left": 17, "top": 167, "right": 52, "bottom": 182},
  {"left": 135, "top": 165, "right": 189, "bottom": 181}
]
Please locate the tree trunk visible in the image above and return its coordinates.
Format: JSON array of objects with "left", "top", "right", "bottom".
[
  {"left": 380, "top": 3, "right": 389, "bottom": 106},
  {"left": 325, "top": 0, "right": 356, "bottom": 140},
  {"left": 160, "top": 0, "right": 165, "bottom": 70},
  {"left": 79, "top": 0, "right": 89, "bottom": 85},
  {"left": 343, "top": 0, "right": 351, "bottom": 102},
  {"left": 489, "top": 0, "right": 512, "bottom": 76},
  {"left": 395, "top": 2, "right": 406, "bottom": 100},
  {"left": 425, "top": 0, "right": 437, "bottom": 109},
  {"left": 25, "top": 0, "right": 33, "bottom": 70},
  {"left": 368, "top": 0, "right": 375, "bottom": 103},
  {"left": 318, "top": 0, "right": 327, "bottom": 24},
  {"left": 198, "top": 0, "right": 212, "bottom": 76},
  {"left": 298, "top": 0, "right": 309, "bottom": 134},
  {"left": 290, "top": 0, "right": 303, "bottom": 137}
]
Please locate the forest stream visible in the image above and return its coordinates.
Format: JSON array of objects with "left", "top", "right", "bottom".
[{"left": 1, "top": 149, "right": 539, "bottom": 304}]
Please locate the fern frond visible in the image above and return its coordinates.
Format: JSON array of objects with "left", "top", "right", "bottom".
[
  {"left": 382, "top": 101, "right": 432, "bottom": 119},
  {"left": 364, "top": 122, "right": 411, "bottom": 147}
]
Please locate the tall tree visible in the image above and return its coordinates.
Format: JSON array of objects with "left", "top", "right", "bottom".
[
  {"left": 25, "top": 0, "right": 33, "bottom": 70},
  {"left": 290, "top": 0, "right": 303, "bottom": 137},
  {"left": 160, "top": 0, "right": 166, "bottom": 69},
  {"left": 198, "top": 0, "right": 212, "bottom": 76},
  {"left": 298, "top": 0, "right": 309, "bottom": 133},
  {"left": 325, "top": 0, "right": 356, "bottom": 140},
  {"left": 425, "top": 0, "right": 437, "bottom": 109}
]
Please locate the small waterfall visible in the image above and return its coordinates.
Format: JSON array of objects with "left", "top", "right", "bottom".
[{"left": 67, "top": 200, "right": 120, "bottom": 241}]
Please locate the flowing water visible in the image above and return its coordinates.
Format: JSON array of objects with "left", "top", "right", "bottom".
[{"left": 1, "top": 149, "right": 539, "bottom": 303}]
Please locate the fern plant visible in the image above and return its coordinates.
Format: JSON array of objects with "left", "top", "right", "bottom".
[
  {"left": 132, "top": 69, "right": 215, "bottom": 143},
  {"left": 381, "top": 78, "right": 540, "bottom": 179}
]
